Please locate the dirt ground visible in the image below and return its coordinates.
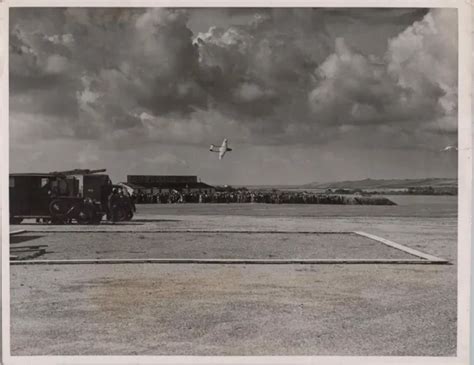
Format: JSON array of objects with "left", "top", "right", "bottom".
[{"left": 9, "top": 203, "right": 457, "bottom": 356}]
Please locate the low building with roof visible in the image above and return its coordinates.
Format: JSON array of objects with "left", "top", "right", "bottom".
[{"left": 124, "top": 175, "right": 215, "bottom": 195}]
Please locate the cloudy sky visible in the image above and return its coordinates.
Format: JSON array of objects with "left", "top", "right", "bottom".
[{"left": 9, "top": 8, "right": 458, "bottom": 185}]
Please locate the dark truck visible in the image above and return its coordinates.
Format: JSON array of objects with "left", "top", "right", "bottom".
[{"left": 9, "top": 169, "right": 135, "bottom": 224}]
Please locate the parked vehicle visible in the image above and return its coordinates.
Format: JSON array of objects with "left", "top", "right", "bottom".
[{"left": 9, "top": 169, "right": 135, "bottom": 224}]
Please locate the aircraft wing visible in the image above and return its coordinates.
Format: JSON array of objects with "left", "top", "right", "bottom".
[{"left": 219, "top": 146, "right": 227, "bottom": 160}]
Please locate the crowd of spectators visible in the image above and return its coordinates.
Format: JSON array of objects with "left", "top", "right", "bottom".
[{"left": 131, "top": 189, "right": 395, "bottom": 205}]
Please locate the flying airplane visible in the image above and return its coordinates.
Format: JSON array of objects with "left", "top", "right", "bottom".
[
  {"left": 441, "top": 145, "right": 458, "bottom": 152},
  {"left": 210, "top": 138, "right": 232, "bottom": 160}
]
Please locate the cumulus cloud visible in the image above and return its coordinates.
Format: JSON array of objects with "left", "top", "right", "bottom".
[
  {"left": 9, "top": 7, "right": 457, "bottom": 153},
  {"left": 232, "top": 82, "right": 275, "bottom": 103},
  {"left": 386, "top": 8, "right": 457, "bottom": 132},
  {"left": 307, "top": 8, "right": 457, "bottom": 148}
]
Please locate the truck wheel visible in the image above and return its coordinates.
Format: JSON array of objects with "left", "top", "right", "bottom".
[
  {"left": 76, "top": 205, "right": 94, "bottom": 225},
  {"left": 49, "top": 199, "right": 69, "bottom": 224},
  {"left": 117, "top": 208, "right": 127, "bottom": 222},
  {"left": 92, "top": 213, "right": 103, "bottom": 224}
]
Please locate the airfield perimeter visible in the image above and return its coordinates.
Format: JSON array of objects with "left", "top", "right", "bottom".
[{"left": 10, "top": 196, "right": 457, "bottom": 356}]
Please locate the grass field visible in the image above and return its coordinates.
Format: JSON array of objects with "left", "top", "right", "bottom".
[{"left": 9, "top": 196, "right": 457, "bottom": 356}]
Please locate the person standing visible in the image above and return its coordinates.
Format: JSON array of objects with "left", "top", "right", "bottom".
[{"left": 108, "top": 188, "right": 120, "bottom": 223}]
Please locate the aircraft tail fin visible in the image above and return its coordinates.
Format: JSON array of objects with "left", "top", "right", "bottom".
[{"left": 209, "top": 144, "right": 215, "bottom": 151}]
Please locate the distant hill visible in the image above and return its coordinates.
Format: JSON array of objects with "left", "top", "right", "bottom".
[{"left": 301, "top": 178, "right": 458, "bottom": 190}]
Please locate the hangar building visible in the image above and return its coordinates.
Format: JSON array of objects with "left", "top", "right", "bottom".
[{"left": 124, "top": 175, "right": 215, "bottom": 194}]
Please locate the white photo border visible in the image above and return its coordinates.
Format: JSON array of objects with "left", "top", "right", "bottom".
[{"left": 0, "top": 1, "right": 471, "bottom": 364}]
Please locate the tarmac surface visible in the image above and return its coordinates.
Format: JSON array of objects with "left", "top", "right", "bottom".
[
  {"left": 9, "top": 202, "right": 457, "bottom": 356},
  {"left": 11, "top": 231, "right": 415, "bottom": 261}
]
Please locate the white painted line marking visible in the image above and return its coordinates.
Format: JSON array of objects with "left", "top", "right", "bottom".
[
  {"left": 11, "top": 258, "right": 450, "bottom": 265},
  {"left": 9, "top": 230, "right": 450, "bottom": 265},
  {"left": 353, "top": 231, "right": 448, "bottom": 263},
  {"left": 9, "top": 230, "right": 26, "bottom": 236},
  {"left": 11, "top": 230, "right": 354, "bottom": 234}
]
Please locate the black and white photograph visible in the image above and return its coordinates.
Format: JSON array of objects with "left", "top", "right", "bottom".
[{"left": 3, "top": 3, "right": 472, "bottom": 362}]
